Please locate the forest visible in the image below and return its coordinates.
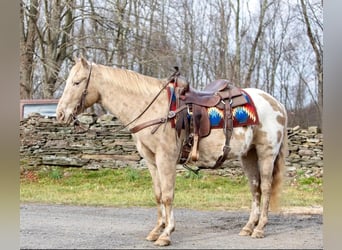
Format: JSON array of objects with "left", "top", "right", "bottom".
[{"left": 20, "top": 0, "right": 323, "bottom": 128}]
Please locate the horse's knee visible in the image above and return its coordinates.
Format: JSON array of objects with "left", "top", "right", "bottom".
[
  {"left": 161, "top": 195, "right": 173, "bottom": 206},
  {"left": 260, "top": 180, "right": 272, "bottom": 194},
  {"left": 154, "top": 194, "right": 162, "bottom": 204}
]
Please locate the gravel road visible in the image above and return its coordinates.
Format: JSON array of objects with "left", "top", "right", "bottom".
[{"left": 20, "top": 203, "right": 322, "bottom": 249}]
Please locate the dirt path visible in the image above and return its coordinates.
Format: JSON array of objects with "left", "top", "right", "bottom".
[{"left": 20, "top": 203, "right": 323, "bottom": 249}]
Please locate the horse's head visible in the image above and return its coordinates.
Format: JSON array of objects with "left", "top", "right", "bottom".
[{"left": 56, "top": 57, "right": 99, "bottom": 124}]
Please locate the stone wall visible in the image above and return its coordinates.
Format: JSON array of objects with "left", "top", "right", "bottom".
[{"left": 20, "top": 113, "right": 323, "bottom": 178}]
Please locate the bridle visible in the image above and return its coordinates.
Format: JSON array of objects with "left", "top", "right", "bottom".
[{"left": 71, "top": 63, "right": 92, "bottom": 128}]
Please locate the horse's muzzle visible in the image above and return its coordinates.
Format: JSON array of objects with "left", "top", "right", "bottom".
[
  {"left": 56, "top": 110, "right": 64, "bottom": 121},
  {"left": 56, "top": 110, "right": 72, "bottom": 124}
]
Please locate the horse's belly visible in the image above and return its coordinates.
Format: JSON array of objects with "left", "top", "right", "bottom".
[{"left": 194, "top": 127, "right": 253, "bottom": 167}]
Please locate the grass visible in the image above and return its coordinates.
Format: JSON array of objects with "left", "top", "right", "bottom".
[
  {"left": 282, "top": 171, "right": 323, "bottom": 207},
  {"left": 20, "top": 166, "right": 323, "bottom": 211}
]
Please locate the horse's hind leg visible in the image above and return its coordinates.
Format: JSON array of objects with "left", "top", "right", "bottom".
[
  {"left": 146, "top": 162, "right": 165, "bottom": 242},
  {"left": 239, "top": 147, "right": 261, "bottom": 236},
  {"left": 250, "top": 147, "right": 275, "bottom": 238}
]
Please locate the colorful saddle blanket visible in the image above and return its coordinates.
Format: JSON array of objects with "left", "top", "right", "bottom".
[{"left": 167, "top": 85, "right": 259, "bottom": 128}]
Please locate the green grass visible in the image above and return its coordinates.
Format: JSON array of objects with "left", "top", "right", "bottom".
[
  {"left": 282, "top": 171, "right": 323, "bottom": 207},
  {"left": 20, "top": 166, "right": 322, "bottom": 211}
]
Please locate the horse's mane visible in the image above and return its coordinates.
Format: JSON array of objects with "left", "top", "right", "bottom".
[{"left": 96, "top": 64, "right": 165, "bottom": 95}]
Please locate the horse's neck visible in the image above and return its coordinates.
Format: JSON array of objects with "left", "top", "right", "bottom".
[{"left": 95, "top": 65, "right": 168, "bottom": 125}]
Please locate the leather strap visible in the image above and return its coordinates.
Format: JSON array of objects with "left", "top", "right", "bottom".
[
  {"left": 130, "top": 105, "right": 188, "bottom": 134},
  {"left": 176, "top": 88, "right": 234, "bottom": 169},
  {"left": 72, "top": 63, "right": 92, "bottom": 130},
  {"left": 130, "top": 118, "right": 167, "bottom": 134},
  {"left": 73, "top": 63, "right": 92, "bottom": 116},
  {"left": 210, "top": 90, "right": 233, "bottom": 169}
]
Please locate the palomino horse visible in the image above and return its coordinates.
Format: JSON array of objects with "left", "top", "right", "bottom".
[{"left": 57, "top": 57, "right": 288, "bottom": 246}]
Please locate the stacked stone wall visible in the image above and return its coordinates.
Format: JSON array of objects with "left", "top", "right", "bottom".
[{"left": 20, "top": 113, "right": 323, "bottom": 178}]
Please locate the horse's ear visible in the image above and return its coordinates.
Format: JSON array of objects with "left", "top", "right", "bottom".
[{"left": 80, "top": 56, "right": 89, "bottom": 69}]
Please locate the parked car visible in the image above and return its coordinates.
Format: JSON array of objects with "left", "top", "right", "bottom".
[{"left": 20, "top": 99, "right": 59, "bottom": 120}]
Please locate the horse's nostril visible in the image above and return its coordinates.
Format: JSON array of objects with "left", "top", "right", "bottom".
[{"left": 57, "top": 111, "right": 65, "bottom": 121}]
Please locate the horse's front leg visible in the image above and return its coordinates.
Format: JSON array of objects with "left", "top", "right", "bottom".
[
  {"left": 154, "top": 187, "right": 175, "bottom": 246},
  {"left": 145, "top": 162, "right": 165, "bottom": 242},
  {"left": 154, "top": 158, "right": 177, "bottom": 246},
  {"left": 154, "top": 195, "right": 175, "bottom": 246}
]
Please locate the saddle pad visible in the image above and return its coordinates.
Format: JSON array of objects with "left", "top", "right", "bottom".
[
  {"left": 167, "top": 85, "right": 259, "bottom": 129},
  {"left": 167, "top": 84, "right": 178, "bottom": 128},
  {"left": 208, "top": 90, "right": 259, "bottom": 128}
]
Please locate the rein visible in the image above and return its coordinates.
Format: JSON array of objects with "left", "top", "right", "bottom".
[
  {"left": 72, "top": 66, "right": 181, "bottom": 134},
  {"left": 115, "top": 69, "right": 181, "bottom": 133},
  {"left": 129, "top": 67, "right": 185, "bottom": 133},
  {"left": 119, "top": 79, "right": 170, "bottom": 133}
]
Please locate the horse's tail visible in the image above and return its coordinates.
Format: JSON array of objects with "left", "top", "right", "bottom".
[{"left": 270, "top": 126, "right": 288, "bottom": 211}]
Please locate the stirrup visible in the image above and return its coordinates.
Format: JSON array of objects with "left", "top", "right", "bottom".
[{"left": 182, "top": 164, "right": 200, "bottom": 175}]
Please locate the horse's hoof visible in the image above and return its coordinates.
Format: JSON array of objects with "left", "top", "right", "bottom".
[
  {"left": 146, "top": 232, "right": 160, "bottom": 242},
  {"left": 251, "top": 229, "right": 264, "bottom": 238},
  {"left": 239, "top": 227, "right": 252, "bottom": 236},
  {"left": 154, "top": 236, "right": 171, "bottom": 246}
]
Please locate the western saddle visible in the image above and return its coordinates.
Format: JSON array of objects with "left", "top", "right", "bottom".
[
  {"left": 169, "top": 68, "right": 247, "bottom": 169},
  {"left": 130, "top": 67, "right": 248, "bottom": 169}
]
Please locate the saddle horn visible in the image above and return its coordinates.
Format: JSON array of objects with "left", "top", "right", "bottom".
[{"left": 167, "top": 66, "right": 181, "bottom": 82}]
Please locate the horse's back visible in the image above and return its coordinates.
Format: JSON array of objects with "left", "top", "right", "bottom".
[
  {"left": 243, "top": 88, "right": 286, "bottom": 124},
  {"left": 243, "top": 87, "right": 285, "bottom": 113},
  {"left": 243, "top": 88, "right": 287, "bottom": 153}
]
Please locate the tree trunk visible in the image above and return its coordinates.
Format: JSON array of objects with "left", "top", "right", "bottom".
[
  {"left": 230, "top": 0, "right": 241, "bottom": 84},
  {"left": 20, "top": 0, "right": 39, "bottom": 99},
  {"left": 300, "top": 0, "right": 323, "bottom": 128},
  {"left": 40, "top": 0, "right": 73, "bottom": 98},
  {"left": 244, "top": 0, "right": 268, "bottom": 87}
]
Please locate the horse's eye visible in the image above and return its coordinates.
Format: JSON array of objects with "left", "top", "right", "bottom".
[{"left": 73, "top": 81, "right": 81, "bottom": 86}]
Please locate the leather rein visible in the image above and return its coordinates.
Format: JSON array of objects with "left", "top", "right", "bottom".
[
  {"left": 71, "top": 65, "right": 183, "bottom": 134},
  {"left": 129, "top": 69, "right": 188, "bottom": 134}
]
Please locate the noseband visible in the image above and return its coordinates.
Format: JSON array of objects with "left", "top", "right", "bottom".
[{"left": 72, "top": 63, "right": 92, "bottom": 127}]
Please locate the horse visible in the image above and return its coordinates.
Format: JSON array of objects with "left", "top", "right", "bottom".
[{"left": 56, "top": 57, "right": 288, "bottom": 246}]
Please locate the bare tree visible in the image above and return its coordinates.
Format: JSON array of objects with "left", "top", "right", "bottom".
[
  {"left": 35, "top": 0, "right": 74, "bottom": 98},
  {"left": 20, "top": 0, "right": 39, "bottom": 99},
  {"left": 229, "top": 0, "right": 241, "bottom": 84},
  {"left": 299, "top": 0, "right": 323, "bottom": 127},
  {"left": 19, "top": 0, "right": 322, "bottom": 126},
  {"left": 244, "top": 0, "right": 270, "bottom": 87}
]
